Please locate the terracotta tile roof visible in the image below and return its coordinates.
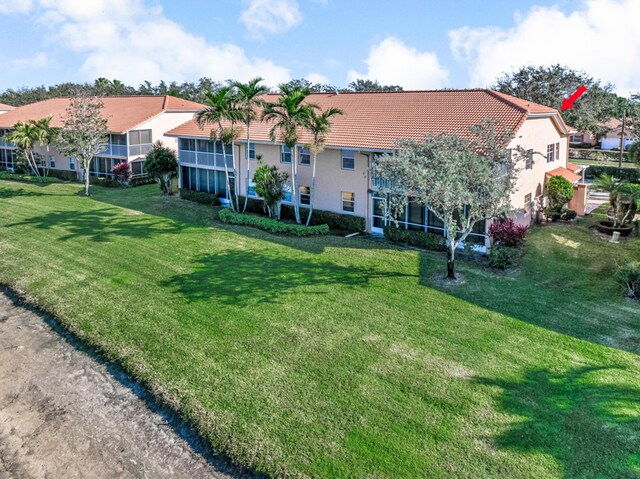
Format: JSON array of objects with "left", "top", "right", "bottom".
[
  {"left": 0, "top": 96, "right": 204, "bottom": 133},
  {"left": 0, "top": 103, "right": 13, "bottom": 110},
  {"left": 166, "top": 89, "right": 567, "bottom": 150},
  {"left": 547, "top": 166, "right": 582, "bottom": 184},
  {"left": 566, "top": 162, "right": 582, "bottom": 173}
]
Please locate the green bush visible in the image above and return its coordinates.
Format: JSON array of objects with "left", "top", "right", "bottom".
[
  {"left": 129, "top": 176, "right": 156, "bottom": 187},
  {"left": 89, "top": 176, "right": 119, "bottom": 187},
  {"left": 584, "top": 165, "right": 640, "bottom": 183},
  {"left": 48, "top": 169, "right": 79, "bottom": 181},
  {"left": 180, "top": 188, "right": 221, "bottom": 206},
  {"left": 383, "top": 226, "right": 446, "bottom": 251},
  {"left": 616, "top": 261, "right": 640, "bottom": 300},
  {"left": 488, "top": 245, "right": 521, "bottom": 270},
  {"left": 0, "top": 171, "right": 61, "bottom": 184},
  {"left": 218, "top": 209, "right": 329, "bottom": 236},
  {"left": 544, "top": 206, "right": 577, "bottom": 222}
]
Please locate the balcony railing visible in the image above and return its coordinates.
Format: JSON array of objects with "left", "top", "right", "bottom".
[
  {"left": 371, "top": 176, "right": 395, "bottom": 189},
  {"left": 179, "top": 150, "right": 233, "bottom": 168},
  {"left": 98, "top": 143, "right": 128, "bottom": 157}
]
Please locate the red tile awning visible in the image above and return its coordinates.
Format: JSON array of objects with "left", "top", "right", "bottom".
[{"left": 546, "top": 167, "right": 582, "bottom": 184}]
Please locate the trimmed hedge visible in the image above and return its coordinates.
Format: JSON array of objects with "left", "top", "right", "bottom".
[
  {"left": 383, "top": 226, "right": 446, "bottom": 251},
  {"left": 569, "top": 148, "right": 629, "bottom": 162},
  {"left": 48, "top": 169, "right": 79, "bottom": 181},
  {"left": 180, "top": 191, "right": 365, "bottom": 232},
  {"left": 130, "top": 176, "right": 156, "bottom": 187},
  {"left": 584, "top": 165, "right": 640, "bottom": 183},
  {"left": 180, "top": 188, "right": 221, "bottom": 206},
  {"left": 0, "top": 171, "right": 61, "bottom": 184},
  {"left": 218, "top": 209, "right": 329, "bottom": 236}
]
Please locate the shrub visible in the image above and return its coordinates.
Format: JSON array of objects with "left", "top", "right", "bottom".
[
  {"left": 48, "top": 169, "right": 79, "bottom": 181},
  {"left": 383, "top": 226, "right": 446, "bottom": 251},
  {"left": 488, "top": 218, "right": 527, "bottom": 247},
  {"left": 488, "top": 245, "right": 521, "bottom": 270},
  {"left": 145, "top": 141, "right": 178, "bottom": 195},
  {"left": 89, "top": 176, "right": 119, "bottom": 187},
  {"left": 616, "top": 262, "right": 640, "bottom": 300},
  {"left": 544, "top": 206, "right": 577, "bottom": 222},
  {"left": 179, "top": 188, "right": 221, "bottom": 206},
  {"left": 111, "top": 161, "right": 131, "bottom": 187},
  {"left": 252, "top": 161, "right": 288, "bottom": 219},
  {"left": 547, "top": 175, "right": 574, "bottom": 209},
  {"left": 129, "top": 176, "right": 156, "bottom": 187},
  {"left": 0, "top": 171, "right": 61, "bottom": 184},
  {"left": 218, "top": 209, "right": 329, "bottom": 236},
  {"left": 584, "top": 165, "right": 640, "bottom": 183}
]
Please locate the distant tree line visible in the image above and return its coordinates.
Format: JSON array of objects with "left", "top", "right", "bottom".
[{"left": 0, "top": 77, "right": 403, "bottom": 107}]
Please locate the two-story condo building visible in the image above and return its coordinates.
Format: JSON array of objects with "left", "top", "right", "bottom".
[
  {"left": 0, "top": 96, "right": 203, "bottom": 177},
  {"left": 166, "top": 89, "right": 579, "bottom": 245}
]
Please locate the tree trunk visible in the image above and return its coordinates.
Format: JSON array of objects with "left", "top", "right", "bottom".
[
  {"left": 84, "top": 167, "right": 90, "bottom": 197},
  {"left": 306, "top": 151, "right": 318, "bottom": 226},
  {"left": 232, "top": 137, "right": 240, "bottom": 211},
  {"left": 447, "top": 247, "right": 456, "bottom": 279},
  {"left": 291, "top": 146, "right": 300, "bottom": 224},
  {"left": 242, "top": 124, "right": 251, "bottom": 213}
]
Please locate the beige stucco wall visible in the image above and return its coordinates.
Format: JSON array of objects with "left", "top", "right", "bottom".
[
  {"left": 233, "top": 142, "right": 369, "bottom": 220},
  {"left": 508, "top": 116, "right": 569, "bottom": 227}
]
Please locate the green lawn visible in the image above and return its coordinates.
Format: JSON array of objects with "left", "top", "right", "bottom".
[{"left": 1, "top": 180, "right": 639, "bottom": 479}]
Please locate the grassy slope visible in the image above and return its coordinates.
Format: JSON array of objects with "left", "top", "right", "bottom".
[{"left": 1, "top": 180, "right": 639, "bottom": 479}]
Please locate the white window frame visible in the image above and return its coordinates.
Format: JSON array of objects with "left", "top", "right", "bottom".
[
  {"left": 69, "top": 157, "right": 75, "bottom": 170},
  {"left": 249, "top": 142, "right": 256, "bottom": 160},
  {"left": 546, "top": 144, "right": 554, "bottom": 163},
  {"left": 299, "top": 147, "right": 311, "bottom": 165},
  {"left": 281, "top": 145, "right": 292, "bottom": 163},
  {"left": 49, "top": 155, "right": 55, "bottom": 169},
  {"left": 525, "top": 149, "right": 533, "bottom": 170},
  {"left": 341, "top": 149, "right": 355, "bottom": 170},
  {"left": 299, "top": 186, "right": 311, "bottom": 205},
  {"left": 342, "top": 191, "right": 355, "bottom": 212}
]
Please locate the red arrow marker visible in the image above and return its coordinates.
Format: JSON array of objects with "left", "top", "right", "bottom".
[{"left": 561, "top": 85, "right": 587, "bottom": 110}]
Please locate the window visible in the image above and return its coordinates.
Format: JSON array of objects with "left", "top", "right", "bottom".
[
  {"left": 248, "top": 181, "right": 257, "bottom": 197},
  {"left": 179, "top": 138, "right": 196, "bottom": 151},
  {"left": 299, "top": 147, "right": 311, "bottom": 165},
  {"left": 49, "top": 155, "right": 55, "bottom": 169},
  {"left": 249, "top": 142, "right": 256, "bottom": 160},
  {"left": 281, "top": 145, "right": 292, "bottom": 163},
  {"left": 283, "top": 184, "right": 292, "bottom": 202},
  {"left": 546, "top": 144, "right": 555, "bottom": 163},
  {"left": 571, "top": 135, "right": 583, "bottom": 143},
  {"left": 129, "top": 129, "right": 152, "bottom": 156},
  {"left": 524, "top": 193, "right": 532, "bottom": 213},
  {"left": 342, "top": 149, "right": 355, "bottom": 170},
  {"left": 299, "top": 186, "right": 311, "bottom": 205},
  {"left": 555, "top": 142, "right": 560, "bottom": 161},
  {"left": 342, "top": 191, "right": 355, "bottom": 212},
  {"left": 131, "top": 161, "right": 144, "bottom": 177},
  {"left": 69, "top": 157, "right": 75, "bottom": 170},
  {"left": 525, "top": 149, "right": 533, "bottom": 170}
]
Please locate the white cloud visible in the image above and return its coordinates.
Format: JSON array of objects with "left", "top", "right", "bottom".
[
  {"left": 240, "top": 0, "right": 302, "bottom": 37},
  {"left": 11, "top": 52, "right": 49, "bottom": 70},
  {"left": 347, "top": 37, "right": 449, "bottom": 90},
  {"left": 306, "top": 72, "right": 330, "bottom": 85},
  {"left": 6, "top": 0, "right": 291, "bottom": 87},
  {"left": 0, "top": 0, "right": 32, "bottom": 14},
  {"left": 449, "top": 0, "right": 640, "bottom": 94}
]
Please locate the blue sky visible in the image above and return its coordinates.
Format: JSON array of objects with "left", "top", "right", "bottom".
[{"left": 0, "top": 0, "right": 638, "bottom": 94}]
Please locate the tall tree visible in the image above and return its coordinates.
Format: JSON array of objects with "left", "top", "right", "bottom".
[
  {"left": 348, "top": 79, "right": 403, "bottom": 92},
  {"left": 372, "top": 119, "right": 520, "bottom": 279},
  {"left": 58, "top": 93, "right": 109, "bottom": 196},
  {"left": 263, "top": 85, "right": 316, "bottom": 224},
  {"left": 195, "top": 87, "right": 242, "bottom": 210},
  {"left": 3, "top": 120, "right": 44, "bottom": 176},
  {"left": 144, "top": 141, "right": 178, "bottom": 195},
  {"left": 231, "top": 77, "right": 269, "bottom": 213},
  {"left": 305, "top": 106, "right": 344, "bottom": 225},
  {"left": 31, "top": 116, "right": 60, "bottom": 176},
  {"left": 493, "top": 64, "right": 617, "bottom": 139}
]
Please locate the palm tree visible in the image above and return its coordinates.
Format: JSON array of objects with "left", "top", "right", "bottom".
[
  {"left": 4, "top": 121, "right": 40, "bottom": 175},
  {"left": 31, "top": 116, "right": 60, "bottom": 176},
  {"left": 231, "top": 77, "right": 269, "bottom": 213},
  {"left": 304, "top": 107, "right": 344, "bottom": 225},
  {"left": 195, "top": 87, "right": 242, "bottom": 210},
  {"left": 262, "top": 85, "right": 316, "bottom": 224}
]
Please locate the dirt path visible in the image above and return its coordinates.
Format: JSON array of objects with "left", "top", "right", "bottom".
[{"left": 0, "top": 288, "right": 249, "bottom": 479}]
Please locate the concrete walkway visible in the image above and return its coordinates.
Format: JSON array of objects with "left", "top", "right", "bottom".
[{"left": 0, "top": 288, "right": 248, "bottom": 479}]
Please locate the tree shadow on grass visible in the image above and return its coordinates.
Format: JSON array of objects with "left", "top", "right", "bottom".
[
  {"left": 0, "top": 186, "right": 49, "bottom": 199},
  {"left": 6, "top": 208, "right": 186, "bottom": 242},
  {"left": 475, "top": 366, "right": 640, "bottom": 479},
  {"left": 163, "top": 250, "right": 414, "bottom": 306}
]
